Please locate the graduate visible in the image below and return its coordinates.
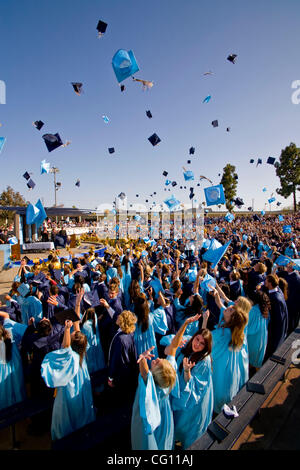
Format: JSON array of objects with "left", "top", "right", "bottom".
[
  {"left": 41, "top": 309, "right": 96, "bottom": 441},
  {"left": 0, "top": 311, "right": 27, "bottom": 410},
  {"left": 164, "top": 312, "right": 213, "bottom": 449},
  {"left": 80, "top": 307, "right": 105, "bottom": 375},
  {"left": 131, "top": 344, "right": 178, "bottom": 450},
  {"left": 247, "top": 290, "right": 270, "bottom": 368},
  {"left": 208, "top": 292, "right": 249, "bottom": 414}
]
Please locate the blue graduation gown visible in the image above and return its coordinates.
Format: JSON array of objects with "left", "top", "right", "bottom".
[
  {"left": 41, "top": 347, "right": 95, "bottom": 441},
  {"left": 20, "top": 296, "right": 43, "bottom": 325},
  {"left": 81, "top": 315, "right": 105, "bottom": 374},
  {"left": 247, "top": 304, "right": 269, "bottom": 368},
  {"left": 131, "top": 355, "right": 178, "bottom": 450},
  {"left": 171, "top": 353, "right": 214, "bottom": 449},
  {"left": 211, "top": 326, "right": 249, "bottom": 413},
  {"left": 133, "top": 307, "right": 168, "bottom": 361},
  {"left": 0, "top": 319, "right": 27, "bottom": 410}
]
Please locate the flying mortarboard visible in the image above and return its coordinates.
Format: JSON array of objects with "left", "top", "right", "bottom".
[
  {"left": 226, "top": 127, "right": 231, "bottom": 132},
  {"left": 165, "top": 180, "right": 171, "bottom": 186},
  {"left": 276, "top": 202, "right": 281, "bottom": 206},
  {"left": 227, "top": 54, "right": 237, "bottom": 64},
  {"left": 164, "top": 195, "right": 181, "bottom": 211},
  {"left": 256, "top": 158, "right": 262, "bottom": 166},
  {"left": 108, "top": 147, "right": 115, "bottom": 154},
  {"left": 171, "top": 181, "right": 177, "bottom": 187},
  {"left": 250, "top": 159, "right": 254, "bottom": 164},
  {"left": 211, "top": 120, "right": 218, "bottom": 128},
  {"left": 54, "top": 308, "right": 79, "bottom": 325},
  {"left": 183, "top": 169, "right": 194, "bottom": 181},
  {"left": 187, "top": 160, "right": 191, "bottom": 164},
  {"left": 268, "top": 197, "right": 276, "bottom": 203},
  {"left": 42, "top": 133, "right": 63, "bottom": 152},
  {"left": 234, "top": 197, "right": 244, "bottom": 207},
  {"left": 112, "top": 49, "right": 139, "bottom": 83},
  {"left": 75, "top": 179, "right": 80, "bottom": 187},
  {"left": 23, "top": 171, "right": 30, "bottom": 180},
  {"left": 96, "top": 20, "right": 107, "bottom": 36},
  {"left": 0, "top": 137, "right": 6, "bottom": 153},
  {"left": 120, "top": 85, "right": 125, "bottom": 92},
  {"left": 146, "top": 110, "right": 152, "bottom": 119},
  {"left": 203, "top": 95, "right": 211, "bottom": 103},
  {"left": 148, "top": 133, "right": 161, "bottom": 146},
  {"left": 33, "top": 120, "right": 44, "bottom": 130},
  {"left": 71, "top": 82, "right": 83, "bottom": 95},
  {"left": 40, "top": 160, "right": 51, "bottom": 174},
  {"left": 27, "top": 179, "right": 36, "bottom": 190},
  {"left": 189, "top": 147, "right": 195, "bottom": 155},
  {"left": 267, "top": 157, "right": 276, "bottom": 165},
  {"left": 102, "top": 115, "right": 110, "bottom": 123},
  {"left": 204, "top": 184, "right": 226, "bottom": 206},
  {"left": 163, "top": 171, "right": 168, "bottom": 177}
]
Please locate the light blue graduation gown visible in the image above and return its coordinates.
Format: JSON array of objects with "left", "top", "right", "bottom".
[
  {"left": 211, "top": 326, "right": 249, "bottom": 414},
  {"left": 20, "top": 296, "right": 43, "bottom": 325},
  {"left": 134, "top": 307, "right": 168, "bottom": 361},
  {"left": 131, "top": 355, "right": 179, "bottom": 450},
  {"left": 171, "top": 353, "right": 214, "bottom": 449},
  {"left": 0, "top": 318, "right": 27, "bottom": 410},
  {"left": 247, "top": 304, "right": 269, "bottom": 368},
  {"left": 121, "top": 263, "right": 132, "bottom": 308},
  {"left": 81, "top": 315, "right": 105, "bottom": 374},
  {"left": 41, "top": 347, "right": 96, "bottom": 441},
  {"left": 173, "top": 298, "right": 199, "bottom": 336}
]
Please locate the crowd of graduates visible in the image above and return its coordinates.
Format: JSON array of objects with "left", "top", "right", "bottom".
[{"left": 0, "top": 211, "right": 300, "bottom": 450}]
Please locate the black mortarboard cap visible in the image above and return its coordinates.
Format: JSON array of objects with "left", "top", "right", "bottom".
[
  {"left": 145, "top": 199, "right": 148, "bottom": 202},
  {"left": 71, "top": 82, "right": 83, "bottom": 95},
  {"left": 148, "top": 133, "right": 161, "bottom": 146},
  {"left": 234, "top": 175, "right": 238, "bottom": 180},
  {"left": 171, "top": 181, "right": 177, "bottom": 187},
  {"left": 212, "top": 120, "right": 218, "bottom": 127},
  {"left": 75, "top": 179, "right": 80, "bottom": 187},
  {"left": 23, "top": 171, "right": 30, "bottom": 180},
  {"left": 254, "top": 214, "right": 260, "bottom": 221},
  {"left": 108, "top": 147, "right": 115, "bottom": 154},
  {"left": 120, "top": 85, "right": 125, "bottom": 92},
  {"left": 189, "top": 147, "right": 195, "bottom": 155},
  {"left": 226, "top": 127, "right": 230, "bottom": 132},
  {"left": 33, "top": 120, "right": 44, "bottom": 130},
  {"left": 189, "top": 193, "right": 195, "bottom": 200},
  {"left": 197, "top": 183, "right": 200, "bottom": 186},
  {"left": 276, "top": 202, "right": 281, "bottom": 206},
  {"left": 146, "top": 110, "right": 152, "bottom": 119},
  {"left": 42, "top": 133, "right": 63, "bottom": 152},
  {"left": 96, "top": 20, "right": 107, "bottom": 34},
  {"left": 154, "top": 192, "right": 156, "bottom": 195},
  {"left": 187, "top": 160, "right": 191, "bottom": 164},
  {"left": 180, "top": 186, "right": 183, "bottom": 189},
  {"left": 267, "top": 157, "right": 276, "bottom": 165},
  {"left": 256, "top": 158, "right": 262, "bottom": 166},
  {"left": 27, "top": 179, "right": 36, "bottom": 189},
  {"left": 136, "top": 194, "right": 139, "bottom": 197},
  {"left": 227, "top": 54, "right": 237, "bottom": 64},
  {"left": 248, "top": 207, "right": 253, "bottom": 211},
  {"left": 163, "top": 171, "right": 168, "bottom": 177},
  {"left": 54, "top": 308, "right": 79, "bottom": 325},
  {"left": 234, "top": 197, "right": 244, "bottom": 207},
  {"left": 250, "top": 159, "right": 254, "bottom": 164}
]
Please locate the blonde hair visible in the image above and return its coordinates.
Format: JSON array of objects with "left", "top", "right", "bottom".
[
  {"left": 116, "top": 310, "right": 137, "bottom": 334},
  {"left": 226, "top": 306, "right": 248, "bottom": 350},
  {"left": 235, "top": 296, "right": 252, "bottom": 316},
  {"left": 256, "top": 262, "right": 267, "bottom": 274},
  {"left": 152, "top": 359, "right": 176, "bottom": 393}
]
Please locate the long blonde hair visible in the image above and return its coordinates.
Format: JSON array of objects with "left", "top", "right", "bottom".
[
  {"left": 152, "top": 359, "right": 176, "bottom": 393},
  {"left": 226, "top": 306, "right": 248, "bottom": 350}
]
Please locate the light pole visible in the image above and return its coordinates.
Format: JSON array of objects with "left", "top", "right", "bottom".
[{"left": 49, "top": 167, "right": 60, "bottom": 207}]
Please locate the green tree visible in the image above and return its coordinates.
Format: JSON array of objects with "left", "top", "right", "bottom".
[
  {"left": 0, "top": 186, "right": 27, "bottom": 225},
  {"left": 220, "top": 164, "right": 238, "bottom": 211},
  {"left": 275, "top": 142, "right": 300, "bottom": 212}
]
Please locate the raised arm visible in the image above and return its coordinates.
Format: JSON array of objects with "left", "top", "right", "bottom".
[
  {"left": 62, "top": 320, "right": 73, "bottom": 348},
  {"left": 137, "top": 347, "right": 154, "bottom": 383},
  {"left": 165, "top": 313, "right": 201, "bottom": 357}
]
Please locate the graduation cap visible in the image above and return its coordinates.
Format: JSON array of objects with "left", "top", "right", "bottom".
[
  {"left": 112, "top": 49, "right": 139, "bottom": 83},
  {"left": 268, "top": 197, "right": 276, "bottom": 203},
  {"left": 163, "top": 171, "right": 168, "bottom": 177},
  {"left": 42, "top": 133, "right": 63, "bottom": 152},
  {"left": 136, "top": 194, "right": 139, "bottom": 197},
  {"left": 204, "top": 184, "right": 226, "bottom": 206},
  {"left": 27, "top": 179, "right": 36, "bottom": 190},
  {"left": 171, "top": 181, "right": 177, "bottom": 187},
  {"left": 250, "top": 159, "right": 254, "bottom": 164},
  {"left": 227, "top": 54, "right": 237, "bottom": 64},
  {"left": 187, "top": 160, "right": 191, "bottom": 164},
  {"left": 148, "top": 133, "right": 161, "bottom": 146},
  {"left": 75, "top": 179, "right": 80, "bottom": 187},
  {"left": 276, "top": 202, "right": 281, "bottom": 206},
  {"left": 189, "top": 147, "right": 195, "bottom": 155},
  {"left": 23, "top": 171, "right": 30, "bottom": 181},
  {"left": 108, "top": 147, "right": 115, "bottom": 154},
  {"left": 211, "top": 120, "right": 218, "bottom": 128},
  {"left": 54, "top": 308, "right": 79, "bottom": 325},
  {"left": 146, "top": 110, "right": 152, "bottom": 119},
  {"left": 164, "top": 195, "right": 181, "bottom": 210},
  {"left": 0, "top": 137, "right": 6, "bottom": 154},
  {"left": 183, "top": 169, "right": 194, "bottom": 181},
  {"left": 165, "top": 179, "right": 171, "bottom": 186},
  {"left": 256, "top": 158, "right": 262, "bottom": 166},
  {"left": 226, "top": 127, "right": 231, "bottom": 132},
  {"left": 248, "top": 207, "right": 253, "bottom": 211},
  {"left": 234, "top": 197, "right": 244, "bottom": 207},
  {"left": 267, "top": 157, "right": 276, "bottom": 165},
  {"left": 52, "top": 269, "right": 62, "bottom": 283},
  {"left": 145, "top": 199, "right": 148, "bottom": 202},
  {"left": 96, "top": 20, "right": 107, "bottom": 36},
  {"left": 180, "top": 186, "right": 183, "bottom": 189},
  {"left": 40, "top": 160, "right": 51, "bottom": 174},
  {"left": 71, "top": 82, "right": 83, "bottom": 95},
  {"left": 102, "top": 115, "right": 110, "bottom": 124},
  {"left": 120, "top": 84, "right": 125, "bottom": 92},
  {"left": 203, "top": 95, "right": 211, "bottom": 103},
  {"left": 33, "top": 120, "right": 44, "bottom": 130}
]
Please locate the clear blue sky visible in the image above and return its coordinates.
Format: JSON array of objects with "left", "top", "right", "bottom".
[{"left": 1, "top": 0, "right": 299, "bottom": 211}]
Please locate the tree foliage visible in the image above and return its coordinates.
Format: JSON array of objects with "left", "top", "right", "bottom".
[
  {"left": 275, "top": 142, "right": 300, "bottom": 212},
  {"left": 220, "top": 164, "right": 238, "bottom": 211},
  {"left": 0, "top": 186, "right": 27, "bottom": 224}
]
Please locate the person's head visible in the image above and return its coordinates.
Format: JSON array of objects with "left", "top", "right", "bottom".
[
  {"left": 223, "top": 305, "right": 248, "bottom": 349},
  {"left": 186, "top": 294, "right": 204, "bottom": 317},
  {"left": 255, "top": 262, "right": 267, "bottom": 274},
  {"left": 278, "top": 277, "right": 288, "bottom": 301},
  {"left": 129, "top": 279, "right": 141, "bottom": 301},
  {"left": 134, "top": 293, "right": 150, "bottom": 332},
  {"left": 181, "top": 328, "right": 212, "bottom": 370},
  {"left": 116, "top": 310, "right": 137, "bottom": 334},
  {"left": 37, "top": 318, "right": 52, "bottom": 337},
  {"left": 265, "top": 274, "right": 279, "bottom": 291},
  {"left": 70, "top": 331, "right": 88, "bottom": 367},
  {"left": 0, "top": 324, "right": 12, "bottom": 362},
  {"left": 234, "top": 296, "right": 252, "bottom": 316},
  {"left": 108, "top": 282, "right": 119, "bottom": 299},
  {"left": 230, "top": 270, "right": 240, "bottom": 282},
  {"left": 252, "top": 290, "right": 271, "bottom": 319},
  {"left": 150, "top": 358, "right": 176, "bottom": 393},
  {"left": 50, "top": 285, "right": 59, "bottom": 296},
  {"left": 81, "top": 307, "right": 97, "bottom": 334}
]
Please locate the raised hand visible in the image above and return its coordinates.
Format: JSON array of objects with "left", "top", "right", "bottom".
[
  {"left": 137, "top": 346, "right": 155, "bottom": 363},
  {"left": 185, "top": 313, "right": 201, "bottom": 325},
  {"left": 183, "top": 357, "right": 195, "bottom": 372}
]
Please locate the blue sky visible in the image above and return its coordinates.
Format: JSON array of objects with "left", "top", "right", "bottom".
[{"left": 1, "top": 0, "right": 299, "bottom": 211}]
